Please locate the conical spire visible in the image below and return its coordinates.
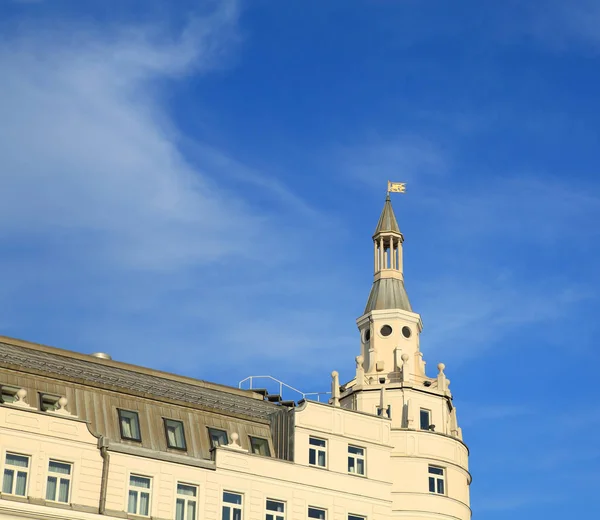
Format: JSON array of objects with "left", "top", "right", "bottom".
[{"left": 374, "top": 194, "right": 400, "bottom": 236}]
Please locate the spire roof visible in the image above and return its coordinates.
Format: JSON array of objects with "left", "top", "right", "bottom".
[{"left": 374, "top": 194, "right": 400, "bottom": 235}]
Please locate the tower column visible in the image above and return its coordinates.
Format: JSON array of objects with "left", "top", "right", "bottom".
[{"left": 379, "top": 237, "right": 384, "bottom": 270}]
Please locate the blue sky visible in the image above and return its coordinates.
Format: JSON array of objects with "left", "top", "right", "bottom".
[{"left": 1, "top": 0, "right": 599, "bottom": 517}]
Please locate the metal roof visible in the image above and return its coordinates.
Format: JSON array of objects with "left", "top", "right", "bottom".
[
  {"left": 0, "top": 340, "right": 278, "bottom": 421},
  {"left": 374, "top": 194, "right": 401, "bottom": 235},
  {"left": 364, "top": 277, "right": 412, "bottom": 313}
]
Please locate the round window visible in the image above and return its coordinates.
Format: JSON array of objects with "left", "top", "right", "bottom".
[
  {"left": 364, "top": 329, "right": 371, "bottom": 342},
  {"left": 402, "top": 326, "right": 412, "bottom": 339},
  {"left": 380, "top": 325, "right": 393, "bottom": 337}
]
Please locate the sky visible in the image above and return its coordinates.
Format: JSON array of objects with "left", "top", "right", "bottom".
[{"left": 1, "top": 0, "right": 599, "bottom": 517}]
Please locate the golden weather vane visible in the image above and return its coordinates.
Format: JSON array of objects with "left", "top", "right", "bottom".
[{"left": 387, "top": 180, "right": 406, "bottom": 194}]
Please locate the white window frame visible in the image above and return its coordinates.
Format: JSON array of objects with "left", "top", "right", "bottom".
[
  {"left": 420, "top": 408, "right": 431, "bottom": 430},
  {"left": 308, "top": 506, "right": 327, "bottom": 520},
  {"left": 347, "top": 445, "right": 366, "bottom": 476},
  {"left": 308, "top": 437, "right": 327, "bottom": 468},
  {"left": 2, "top": 452, "right": 30, "bottom": 497},
  {"left": 127, "top": 474, "right": 152, "bottom": 517},
  {"left": 265, "top": 498, "right": 285, "bottom": 520},
  {"left": 45, "top": 459, "right": 73, "bottom": 503},
  {"left": 222, "top": 490, "right": 243, "bottom": 520},
  {"left": 348, "top": 514, "right": 366, "bottom": 520},
  {"left": 428, "top": 465, "right": 446, "bottom": 495},
  {"left": 175, "top": 482, "right": 198, "bottom": 520}
]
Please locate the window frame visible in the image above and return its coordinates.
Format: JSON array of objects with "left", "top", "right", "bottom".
[
  {"left": 39, "top": 393, "right": 61, "bottom": 412},
  {"left": 265, "top": 498, "right": 285, "bottom": 520},
  {"left": 348, "top": 514, "right": 366, "bottom": 520},
  {"left": 127, "top": 473, "right": 153, "bottom": 517},
  {"left": 175, "top": 481, "right": 198, "bottom": 520},
  {"left": 45, "top": 459, "right": 73, "bottom": 503},
  {"left": 249, "top": 436, "right": 271, "bottom": 457},
  {"left": 222, "top": 490, "right": 243, "bottom": 520},
  {"left": 307, "top": 506, "right": 327, "bottom": 520},
  {"left": 118, "top": 409, "right": 142, "bottom": 442},
  {"left": 308, "top": 436, "right": 327, "bottom": 468},
  {"left": 164, "top": 418, "right": 187, "bottom": 451},
  {"left": 208, "top": 428, "right": 229, "bottom": 449},
  {"left": 347, "top": 445, "right": 366, "bottom": 476},
  {"left": 420, "top": 408, "right": 432, "bottom": 430},
  {"left": 2, "top": 452, "right": 30, "bottom": 497},
  {"left": 428, "top": 465, "right": 446, "bottom": 495},
  {"left": 0, "top": 385, "right": 20, "bottom": 404}
]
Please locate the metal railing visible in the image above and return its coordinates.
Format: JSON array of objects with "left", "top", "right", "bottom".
[{"left": 238, "top": 375, "right": 331, "bottom": 403}]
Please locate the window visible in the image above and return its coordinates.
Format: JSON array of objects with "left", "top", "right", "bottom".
[
  {"left": 0, "top": 386, "right": 19, "bottom": 404},
  {"left": 46, "top": 460, "right": 72, "bottom": 503},
  {"left": 222, "top": 491, "right": 243, "bottom": 520},
  {"left": 164, "top": 419, "right": 187, "bottom": 450},
  {"left": 2, "top": 453, "right": 30, "bottom": 496},
  {"left": 250, "top": 436, "right": 271, "bottom": 456},
  {"left": 308, "top": 507, "right": 326, "bottom": 520},
  {"left": 175, "top": 482, "right": 198, "bottom": 520},
  {"left": 40, "top": 393, "right": 61, "bottom": 412},
  {"left": 308, "top": 437, "right": 327, "bottom": 467},
  {"left": 265, "top": 499, "right": 285, "bottom": 520},
  {"left": 118, "top": 409, "right": 142, "bottom": 441},
  {"left": 348, "top": 445, "right": 365, "bottom": 476},
  {"left": 420, "top": 409, "right": 431, "bottom": 430},
  {"left": 128, "top": 475, "right": 152, "bottom": 516},
  {"left": 349, "top": 515, "right": 366, "bottom": 520},
  {"left": 209, "top": 428, "right": 229, "bottom": 448},
  {"left": 428, "top": 466, "right": 445, "bottom": 495}
]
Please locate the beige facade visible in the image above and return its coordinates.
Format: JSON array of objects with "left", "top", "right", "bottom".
[{"left": 0, "top": 196, "right": 471, "bottom": 520}]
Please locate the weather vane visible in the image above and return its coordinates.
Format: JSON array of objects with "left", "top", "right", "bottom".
[{"left": 387, "top": 180, "right": 406, "bottom": 194}]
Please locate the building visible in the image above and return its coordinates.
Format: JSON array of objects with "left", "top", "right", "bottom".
[{"left": 0, "top": 196, "right": 471, "bottom": 520}]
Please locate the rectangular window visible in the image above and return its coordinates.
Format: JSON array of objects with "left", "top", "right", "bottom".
[
  {"left": 45, "top": 460, "right": 72, "bottom": 503},
  {"left": 222, "top": 491, "right": 243, "bottom": 520},
  {"left": 0, "top": 386, "right": 19, "bottom": 404},
  {"left": 308, "top": 437, "right": 327, "bottom": 468},
  {"left": 428, "top": 466, "right": 445, "bottom": 495},
  {"left": 128, "top": 474, "right": 152, "bottom": 516},
  {"left": 118, "top": 409, "right": 142, "bottom": 441},
  {"left": 2, "top": 453, "right": 30, "bottom": 496},
  {"left": 308, "top": 507, "right": 326, "bottom": 520},
  {"left": 175, "top": 482, "right": 198, "bottom": 520},
  {"left": 40, "top": 393, "right": 61, "bottom": 412},
  {"left": 250, "top": 436, "right": 271, "bottom": 456},
  {"left": 420, "top": 409, "right": 431, "bottom": 430},
  {"left": 376, "top": 405, "right": 391, "bottom": 418},
  {"left": 164, "top": 419, "right": 187, "bottom": 450},
  {"left": 209, "top": 428, "right": 229, "bottom": 448},
  {"left": 347, "top": 445, "right": 365, "bottom": 475},
  {"left": 265, "top": 499, "right": 285, "bottom": 520},
  {"left": 348, "top": 515, "right": 366, "bottom": 520}
]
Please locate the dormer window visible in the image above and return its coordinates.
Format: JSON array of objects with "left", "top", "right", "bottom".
[
  {"left": 39, "top": 393, "right": 61, "bottom": 412},
  {"left": 164, "top": 419, "right": 186, "bottom": 450},
  {"left": 118, "top": 409, "right": 142, "bottom": 441},
  {"left": 249, "top": 436, "right": 271, "bottom": 456},
  {"left": 0, "top": 386, "right": 19, "bottom": 404},
  {"left": 208, "top": 428, "right": 228, "bottom": 448}
]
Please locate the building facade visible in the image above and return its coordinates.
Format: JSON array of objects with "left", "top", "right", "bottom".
[{"left": 0, "top": 197, "right": 471, "bottom": 520}]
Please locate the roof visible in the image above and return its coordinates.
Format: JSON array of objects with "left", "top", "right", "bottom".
[
  {"left": 364, "top": 277, "right": 412, "bottom": 313},
  {"left": 0, "top": 338, "right": 278, "bottom": 421},
  {"left": 374, "top": 194, "right": 401, "bottom": 235}
]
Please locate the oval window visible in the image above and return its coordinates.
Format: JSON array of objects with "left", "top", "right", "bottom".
[
  {"left": 380, "top": 325, "right": 393, "bottom": 337},
  {"left": 402, "top": 326, "right": 412, "bottom": 338}
]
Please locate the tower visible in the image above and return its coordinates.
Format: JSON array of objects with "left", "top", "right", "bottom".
[{"left": 339, "top": 195, "right": 471, "bottom": 520}]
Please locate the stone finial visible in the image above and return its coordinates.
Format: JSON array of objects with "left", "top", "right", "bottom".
[
  {"left": 331, "top": 371, "right": 340, "bottom": 407},
  {"left": 355, "top": 355, "right": 365, "bottom": 384},
  {"left": 225, "top": 432, "right": 248, "bottom": 452},
  {"left": 50, "top": 396, "right": 73, "bottom": 416},
  {"left": 230, "top": 432, "right": 239, "bottom": 446},
  {"left": 436, "top": 362, "right": 448, "bottom": 392},
  {"left": 11, "top": 388, "right": 32, "bottom": 409},
  {"left": 401, "top": 353, "right": 410, "bottom": 383}
]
